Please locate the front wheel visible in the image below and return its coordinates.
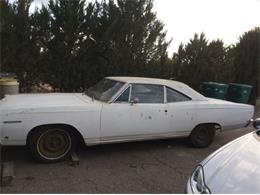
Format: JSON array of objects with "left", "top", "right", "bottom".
[
  {"left": 28, "top": 126, "right": 76, "bottom": 163},
  {"left": 189, "top": 125, "right": 215, "bottom": 148}
]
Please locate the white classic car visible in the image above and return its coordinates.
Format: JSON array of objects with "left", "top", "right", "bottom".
[{"left": 0, "top": 77, "right": 254, "bottom": 163}]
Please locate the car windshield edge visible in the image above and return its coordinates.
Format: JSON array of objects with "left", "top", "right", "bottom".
[{"left": 84, "top": 78, "right": 125, "bottom": 102}]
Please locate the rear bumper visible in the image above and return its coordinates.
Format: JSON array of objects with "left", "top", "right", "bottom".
[{"left": 245, "top": 118, "right": 254, "bottom": 127}]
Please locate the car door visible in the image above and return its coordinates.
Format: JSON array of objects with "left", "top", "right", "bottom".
[
  {"left": 100, "top": 84, "right": 169, "bottom": 142},
  {"left": 165, "top": 86, "right": 196, "bottom": 136}
]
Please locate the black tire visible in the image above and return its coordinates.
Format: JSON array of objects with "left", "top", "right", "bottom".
[
  {"left": 189, "top": 125, "right": 215, "bottom": 148},
  {"left": 28, "top": 125, "right": 76, "bottom": 163}
]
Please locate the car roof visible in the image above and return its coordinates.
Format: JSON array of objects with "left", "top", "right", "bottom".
[
  {"left": 106, "top": 76, "right": 206, "bottom": 100},
  {"left": 106, "top": 76, "right": 180, "bottom": 85}
]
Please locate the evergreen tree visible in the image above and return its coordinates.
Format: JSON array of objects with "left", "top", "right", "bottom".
[
  {"left": 1, "top": 0, "right": 258, "bottom": 102},
  {"left": 0, "top": 0, "right": 40, "bottom": 92},
  {"left": 233, "top": 27, "right": 260, "bottom": 102},
  {"left": 173, "top": 33, "right": 209, "bottom": 90},
  {"left": 94, "top": 0, "right": 170, "bottom": 77},
  {"left": 172, "top": 33, "right": 235, "bottom": 92},
  {"left": 45, "top": 0, "right": 87, "bottom": 91}
]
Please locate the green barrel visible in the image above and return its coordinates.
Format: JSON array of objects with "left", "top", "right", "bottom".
[
  {"left": 202, "top": 82, "right": 228, "bottom": 99},
  {"left": 226, "top": 83, "right": 252, "bottom": 103}
]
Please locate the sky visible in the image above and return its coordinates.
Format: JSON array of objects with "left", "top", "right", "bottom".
[
  {"left": 153, "top": 0, "right": 260, "bottom": 55},
  {"left": 28, "top": 0, "right": 260, "bottom": 55}
]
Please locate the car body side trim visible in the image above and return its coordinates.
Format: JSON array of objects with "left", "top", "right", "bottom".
[
  {"left": 3, "top": 121, "right": 22, "bottom": 124},
  {"left": 85, "top": 131, "right": 191, "bottom": 146}
]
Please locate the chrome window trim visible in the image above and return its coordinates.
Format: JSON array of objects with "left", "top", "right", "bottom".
[
  {"left": 88, "top": 78, "right": 126, "bottom": 104},
  {"left": 111, "top": 83, "right": 168, "bottom": 104},
  {"left": 128, "top": 84, "right": 132, "bottom": 102},
  {"left": 129, "top": 83, "right": 165, "bottom": 104},
  {"left": 163, "top": 85, "right": 167, "bottom": 103},
  {"left": 165, "top": 86, "right": 192, "bottom": 103},
  {"left": 110, "top": 83, "right": 131, "bottom": 104}
]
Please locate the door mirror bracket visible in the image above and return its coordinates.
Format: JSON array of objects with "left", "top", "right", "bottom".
[{"left": 130, "top": 97, "right": 139, "bottom": 105}]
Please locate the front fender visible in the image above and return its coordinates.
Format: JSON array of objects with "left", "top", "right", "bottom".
[{"left": 1, "top": 108, "right": 101, "bottom": 146}]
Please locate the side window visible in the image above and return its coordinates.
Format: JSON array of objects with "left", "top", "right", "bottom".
[
  {"left": 115, "top": 87, "right": 130, "bottom": 102},
  {"left": 130, "top": 84, "right": 164, "bottom": 103},
  {"left": 166, "top": 87, "right": 191, "bottom": 102}
]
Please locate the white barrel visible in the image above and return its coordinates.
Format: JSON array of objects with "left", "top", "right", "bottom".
[{"left": 0, "top": 78, "right": 19, "bottom": 99}]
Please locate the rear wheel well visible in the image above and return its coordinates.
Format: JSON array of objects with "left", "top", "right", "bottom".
[
  {"left": 189, "top": 123, "right": 220, "bottom": 148},
  {"left": 26, "top": 124, "right": 85, "bottom": 146},
  {"left": 192, "top": 123, "right": 221, "bottom": 133}
]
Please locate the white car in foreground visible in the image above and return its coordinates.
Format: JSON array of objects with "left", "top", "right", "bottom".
[
  {"left": 186, "top": 118, "right": 260, "bottom": 194},
  {"left": 0, "top": 77, "right": 254, "bottom": 163}
]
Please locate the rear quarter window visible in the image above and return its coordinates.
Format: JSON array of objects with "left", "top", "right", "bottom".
[{"left": 166, "top": 87, "right": 191, "bottom": 103}]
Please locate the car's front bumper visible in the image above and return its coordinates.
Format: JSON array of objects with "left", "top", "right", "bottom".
[{"left": 186, "top": 178, "right": 193, "bottom": 194}]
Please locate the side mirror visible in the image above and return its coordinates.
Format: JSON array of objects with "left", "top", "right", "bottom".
[
  {"left": 253, "top": 118, "right": 260, "bottom": 130},
  {"left": 130, "top": 97, "right": 139, "bottom": 105}
]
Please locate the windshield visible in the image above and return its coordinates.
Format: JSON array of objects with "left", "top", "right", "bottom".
[{"left": 85, "top": 79, "right": 124, "bottom": 102}]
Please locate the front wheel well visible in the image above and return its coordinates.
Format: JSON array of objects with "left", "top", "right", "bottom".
[{"left": 26, "top": 124, "right": 85, "bottom": 146}]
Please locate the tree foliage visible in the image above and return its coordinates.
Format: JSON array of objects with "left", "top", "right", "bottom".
[
  {"left": 171, "top": 29, "right": 259, "bottom": 103},
  {"left": 233, "top": 27, "right": 260, "bottom": 102},
  {"left": 0, "top": 0, "right": 259, "bottom": 102},
  {"left": 1, "top": 0, "right": 170, "bottom": 91},
  {"left": 1, "top": 0, "right": 40, "bottom": 92}
]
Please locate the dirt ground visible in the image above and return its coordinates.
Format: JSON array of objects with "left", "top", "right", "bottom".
[{"left": 0, "top": 125, "right": 256, "bottom": 194}]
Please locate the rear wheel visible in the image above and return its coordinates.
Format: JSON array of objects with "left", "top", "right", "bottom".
[
  {"left": 28, "top": 126, "right": 76, "bottom": 163},
  {"left": 189, "top": 125, "right": 215, "bottom": 148}
]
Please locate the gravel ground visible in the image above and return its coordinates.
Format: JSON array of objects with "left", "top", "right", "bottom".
[{"left": 0, "top": 125, "right": 256, "bottom": 194}]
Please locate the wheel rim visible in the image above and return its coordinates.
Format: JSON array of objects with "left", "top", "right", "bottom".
[{"left": 37, "top": 129, "right": 72, "bottom": 160}]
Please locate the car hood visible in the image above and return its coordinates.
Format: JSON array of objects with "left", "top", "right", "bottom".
[
  {"left": 202, "top": 130, "right": 260, "bottom": 193},
  {"left": 0, "top": 93, "right": 95, "bottom": 113}
]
